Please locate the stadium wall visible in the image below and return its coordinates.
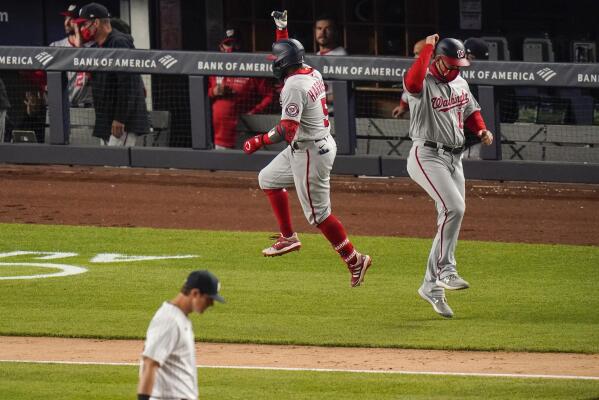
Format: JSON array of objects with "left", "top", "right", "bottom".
[{"left": 0, "top": 46, "right": 598, "bottom": 183}]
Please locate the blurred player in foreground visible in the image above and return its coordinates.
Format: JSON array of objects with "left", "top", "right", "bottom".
[{"left": 137, "top": 270, "right": 225, "bottom": 400}]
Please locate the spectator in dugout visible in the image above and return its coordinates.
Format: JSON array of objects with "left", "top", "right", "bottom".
[
  {"left": 392, "top": 38, "right": 426, "bottom": 119},
  {"left": 73, "top": 2, "right": 149, "bottom": 146},
  {"left": 49, "top": 4, "right": 94, "bottom": 109},
  {"left": 313, "top": 14, "right": 347, "bottom": 115},
  {"left": 314, "top": 15, "right": 347, "bottom": 56},
  {"left": 208, "top": 28, "right": 275, "bottom": 150}
]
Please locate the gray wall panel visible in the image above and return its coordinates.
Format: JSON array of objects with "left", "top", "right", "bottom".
[
  {"left": 0, "top": 144, "right": 129, "bottom": 166},
  {"left": 333, "top": 155, "right": 380, "bottom": 176},
  {"left": 130, "top": 147, "right": 277, "bottom": 171}
]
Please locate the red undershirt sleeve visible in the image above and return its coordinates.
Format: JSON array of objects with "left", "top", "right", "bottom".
[
  {"left": 275, "top": 28, "right": 289, "bottom": 41},
  {"left": 464, "top": 110, "right": 487, "bottom": 135},
  {"left": 403, "top": 43, "right": 434, "bottom": 94}
]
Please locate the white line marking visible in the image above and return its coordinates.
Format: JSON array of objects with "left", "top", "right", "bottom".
[
  {"left": 0, "top": 262, "right": 87, "bottom": 280},
  {"left": 0, "top": 359, "right": 597, "bottom": 380},
  {"left": 90, "top": 253, "right": 198, "bottom": 263}
]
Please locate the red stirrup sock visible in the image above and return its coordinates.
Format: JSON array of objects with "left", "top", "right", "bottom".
[
  {"left": 317, "top": 214, "right": 358, "bottom": 265},
  {"left": 264, "top": 189, "right": 294, "bottom": 238}
]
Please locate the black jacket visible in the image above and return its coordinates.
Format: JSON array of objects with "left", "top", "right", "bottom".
[
  {"left": 91, "top": 29, "right": 150, "bottom": 139},
  {"left": 0, "top": 78, "right": 10, "bottom": 110}
]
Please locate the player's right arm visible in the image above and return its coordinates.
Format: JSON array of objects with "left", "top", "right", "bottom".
[
  {"left": 244, "top": 83, "right": 303, "bottom": 154},
  {"left": 403, "top": 34, "right": 438, "bottom": 94},
  {"left": 137, "top": 356, "right": 160, "bottom": 400}
]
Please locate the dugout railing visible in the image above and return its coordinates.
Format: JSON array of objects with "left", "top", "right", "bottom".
[{"left": 0, "top": 46, "right": 597, "bottom": 183}]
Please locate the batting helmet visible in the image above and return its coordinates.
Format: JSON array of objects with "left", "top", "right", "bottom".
[
  {"left": 271, "top": 39, "right": 305, "bottom": 80},
  {"left": 435, "top": 38, "right": 470, "bottom": 67}
]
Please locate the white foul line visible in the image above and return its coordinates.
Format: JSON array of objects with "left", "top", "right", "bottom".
[{"left": 0, "top": 359, "right": 598, "bottom": 381}]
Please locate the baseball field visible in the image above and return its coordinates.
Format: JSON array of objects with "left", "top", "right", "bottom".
[{"left": 0, "top": 165, "right": 598, "bottom": 399}]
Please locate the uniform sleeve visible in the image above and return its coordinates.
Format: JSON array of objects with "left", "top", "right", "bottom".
[
  {"left": 142, "top": 315, "right": 179, "bottom": 365},
  {"left": 403, "top": 43, "right": 434, "bottom": 97},
  {"left": 463, "top": 85, "right": 481, "bottom": 119},
  {"left": 280, "top": 83, "right": 305, "bottom": 123}
]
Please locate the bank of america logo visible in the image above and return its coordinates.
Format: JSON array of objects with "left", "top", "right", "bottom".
[
  {"left": 35, "top": 52, "right": 53, "bottom": 66},
  {"left": 536, "top": 67, "right": 557, "bottom": 81},
  {"left": 158, "top": 55, "right": 178, "bottom": 69}
]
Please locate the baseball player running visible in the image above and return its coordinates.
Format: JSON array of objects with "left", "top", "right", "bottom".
[
  {"left": 243, "top": 10, "right": 372, "bottom": 287},
  {"left": 137, "top": 270, "right": 225, "bottom": 400},
  {"left": 404, "top": 34, "right": 493, "bottom": 318}
]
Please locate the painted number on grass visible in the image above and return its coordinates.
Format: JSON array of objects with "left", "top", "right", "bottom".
[{"left": 0, "top": 251, "right": 199, "bottom": 280}]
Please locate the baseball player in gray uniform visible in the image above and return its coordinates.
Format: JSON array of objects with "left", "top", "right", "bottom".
[
  {"left": 243, "top": 11, "right": 372, "bottom": 287},
  {"left": 49, "top": 4, "right": 93, "bottom": 108},
  {"left": 137, "top": 270, "right": 224, "bottom": 400},
  {"left": 404, "top": 34, "right": 493, "bottom": 318}
]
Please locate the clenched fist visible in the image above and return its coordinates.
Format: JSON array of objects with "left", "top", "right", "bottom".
[
  {"left": 478, "top": 129, "right": 494, "bottom": 146},
  {"left": 243, "top": 134, "right": 264, "bottom": 154},
  {"left": 426, "top": 33, "right": 440, "bottom": 46}
]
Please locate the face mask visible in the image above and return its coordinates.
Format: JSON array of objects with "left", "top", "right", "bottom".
[
  {"left": 80, "top": 22, "right": 97, "bottom": 42},
  {"left": 430, "top": 58, "right": 460, "bottom": 82}
]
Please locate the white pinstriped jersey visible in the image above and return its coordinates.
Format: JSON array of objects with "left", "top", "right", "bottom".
[
  {"left": 141, "top": 302, "right": 198, "bottom": 400},
  {"left": 280, "top": 65, "right": 330, "bottom": 141},
  {"left": 404, "top": 72, "right": 480, "bottom": 147}
]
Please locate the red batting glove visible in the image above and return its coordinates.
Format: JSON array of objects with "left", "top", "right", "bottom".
[{"left": 243, "top": 134, "right": 264, "bottom": 154}]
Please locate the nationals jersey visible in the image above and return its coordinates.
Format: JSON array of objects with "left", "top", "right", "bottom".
[
  {"left": 404, "top": 72, "right": 480, "bottom": 148},
  {"left": 141, "top": 302, "right": 198, "bottom": 400},
  {"left": 280, "top": 65, "right": 330, "bottom": 142},
  {"left": 49, "top": 37, "right": 93, "bottom": 107}
]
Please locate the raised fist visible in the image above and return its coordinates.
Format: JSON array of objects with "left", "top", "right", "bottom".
[
  {"left": 243, "top": 134, "right": 264, "bottom": 154},
  {"left": 271, "top": 10, "right": 288, "bottom": 30},
  {"left": 426, "top": 34, "right": 440, "bottom": 46}
]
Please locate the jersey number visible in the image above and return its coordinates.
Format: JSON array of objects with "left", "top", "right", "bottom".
[
  {"left": 320, "top": 98, "right": 330, "bottom": 127},
  {"left": 457, "top": 110, "right": 463, "bottom": 129}
]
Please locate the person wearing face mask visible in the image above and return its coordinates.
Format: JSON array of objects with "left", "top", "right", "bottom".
[
  {"left": 73, "top": 2, "right": 149, "bottom": 146},
  {"left": 49, "top": 4, "right": 94, "bottom": 108},
  {"left": 403, "top": 34, "right": 494, "bottom": 319},
  {"left": 208, "top": 28, "right": 275, "bottom": 149}
]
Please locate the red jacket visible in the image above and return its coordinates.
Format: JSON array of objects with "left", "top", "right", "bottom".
[{"left": 208, "top": 76, "right": 274, "bottom": 148}]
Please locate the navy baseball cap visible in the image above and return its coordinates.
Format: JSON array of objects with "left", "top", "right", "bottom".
[
  {"left": 185, "top": 270, "right": 225, "bottom": 303},
  {"left": 73, "top": 2, "right": 111, "bottom": 24},
  {"left": 464, "top": 38, "right": 489, "bottom": 60}
]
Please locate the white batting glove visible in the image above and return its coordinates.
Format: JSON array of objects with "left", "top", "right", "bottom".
[{"left": 271, "top": 10, "right": 288, "bottom": 30}]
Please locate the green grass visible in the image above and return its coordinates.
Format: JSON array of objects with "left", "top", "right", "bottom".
[
  {"left": 1, "top": 362, "right": 598, "bottom": 400},
  {"left": 0, "top": 223, "right": 598, "bottom": 353}
]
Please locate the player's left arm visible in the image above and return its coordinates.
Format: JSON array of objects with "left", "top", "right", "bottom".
[
  {"left": 463, "top": 88, "right": 493, "bottom": 145},
  {"left": 272, "top": 10, "right": 288, "bottom": 40}
]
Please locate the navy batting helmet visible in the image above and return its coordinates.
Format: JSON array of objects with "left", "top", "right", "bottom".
[
  {"left": 271, "top": 39, "right": 305, "bottom": 80},
  {"left": 435, "top": 38, "right": 470, "bottom": 67}
]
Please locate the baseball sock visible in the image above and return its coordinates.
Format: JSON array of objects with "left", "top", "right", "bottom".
[
  {"left": 317, "top": 214, "right": 358, "bottom": 265},
  {"left": 264, "top": 188, "right": 294, "bottom": 238}
]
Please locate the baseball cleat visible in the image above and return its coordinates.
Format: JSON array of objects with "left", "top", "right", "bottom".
[
  {"left": 262, "top": 233, "right": 301, "bottom": 257},
  {"left": 348, "top": 253, "right": 372, "bottom": 287},
  {"left": 418, "top": 286, "right": 454, "bottom": 318},
  {"left": 436, "top": 274, "right": 470, "bottom": 290}
]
